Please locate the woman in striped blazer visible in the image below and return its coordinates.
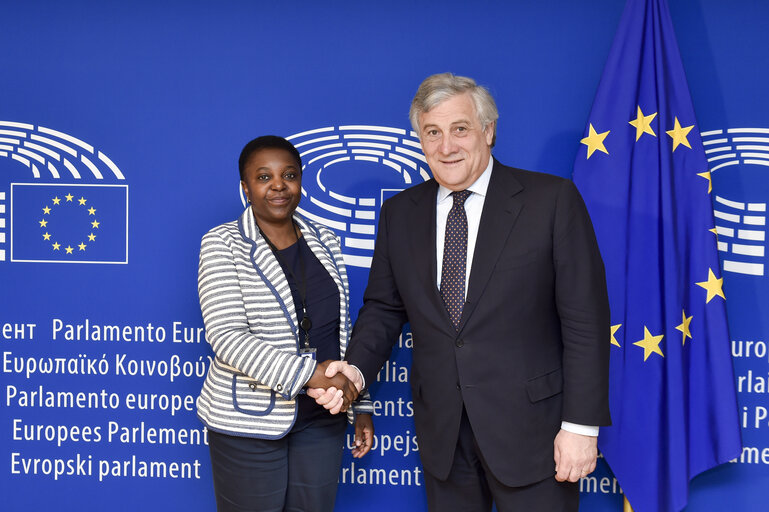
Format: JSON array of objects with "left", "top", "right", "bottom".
[{"left": 197, "top": 135, "right": 374, "bottom": 512}]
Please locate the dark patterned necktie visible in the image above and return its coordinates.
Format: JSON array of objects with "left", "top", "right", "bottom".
[{"left": 440, "top": 190, "right": 471, "bottom": 330}]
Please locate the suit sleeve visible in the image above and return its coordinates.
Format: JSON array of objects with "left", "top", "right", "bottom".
[
  {"left": 345, "top": 200, "right": 409, "bottom": 386},
  {"left": 323, "top": 227, "right": 376, "bottom": 417},
  {"left": 553, "top": 179, "right": 612, "bottom": 426}
]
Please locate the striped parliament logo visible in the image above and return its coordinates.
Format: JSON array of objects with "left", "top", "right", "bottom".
[{"left": 701, "top": 127, "right": 768, "bottom": 277}]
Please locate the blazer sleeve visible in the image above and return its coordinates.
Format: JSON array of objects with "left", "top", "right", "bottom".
[
  {"left": 351, "top": 389, "right": 374, "bottom": 416},
  {"left": 553, "top": 179, "right": 612, "bottom": 426},
  {"left": 346, "top": 200, "right": 409, "bottom": 386},
  {"left": 198, "top": 230, "right": 316, "bottom": 401}
]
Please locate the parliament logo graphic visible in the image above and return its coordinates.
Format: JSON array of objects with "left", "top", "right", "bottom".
[
  {"left": 240, "top": 125, "right": 431, "bottom": 268},
  {"left": 702, "top": 127, "right": 768, "bottom": 277},
  {"left": 0, "top": 121, "right": 128, "bottom": 264}
]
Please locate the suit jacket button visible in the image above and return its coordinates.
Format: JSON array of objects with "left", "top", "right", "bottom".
[
  {"left": 455, "top": 339, "right": 464, "bottom": 348},
  {"left": 276, "top": 384, "right": 283, "bottom": 392},
  {"left": 456, "top": 383, "right": 461, "bottom": 390}
]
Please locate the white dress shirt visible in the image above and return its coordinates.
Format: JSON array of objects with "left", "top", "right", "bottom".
[{"left": 435, "top": 157, "right": 493, "bottom": 294}]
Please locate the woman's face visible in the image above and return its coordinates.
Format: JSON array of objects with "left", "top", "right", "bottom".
[{"left": 241, "top": 148, "right": 302, "bottom": 226}]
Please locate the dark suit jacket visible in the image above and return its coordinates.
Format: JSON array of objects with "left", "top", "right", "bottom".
[{"left": 346, "top": 159, "right": 611, "bottom": 487}]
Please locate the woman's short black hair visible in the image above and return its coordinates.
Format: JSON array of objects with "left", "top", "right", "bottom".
[{"left": 238, "top": 135, "right": 302, "bottom": 180}]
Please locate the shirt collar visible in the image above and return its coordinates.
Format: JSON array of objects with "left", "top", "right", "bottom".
[{"left": 437, "top": 155, "right": 494, "bottom": 203}]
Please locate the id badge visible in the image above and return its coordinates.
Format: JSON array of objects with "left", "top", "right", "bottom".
[{"left": 299, "top": 347, "right": 317, "bottom": 360}]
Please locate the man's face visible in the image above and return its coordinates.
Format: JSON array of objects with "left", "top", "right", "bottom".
[{"left": 418, "top": 92, "right": 494, "bottom": 191}]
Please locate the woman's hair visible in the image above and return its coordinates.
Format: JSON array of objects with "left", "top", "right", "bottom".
[{"left": 238, "top": 135, "right": 302, "bottom": 180}]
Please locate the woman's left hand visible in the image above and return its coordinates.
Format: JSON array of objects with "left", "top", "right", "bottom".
[{"left": 352, "top": 414, "right": 374, "bottom": 458}]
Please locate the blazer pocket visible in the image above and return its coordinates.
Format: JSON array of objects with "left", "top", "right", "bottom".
[
  {"left": 231, "top": 375, "right": 277, "bottom": 416},
  {"left": 526, "top": 367, "right": 563, "bottom": 403}
]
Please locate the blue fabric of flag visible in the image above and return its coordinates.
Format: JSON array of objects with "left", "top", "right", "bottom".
[
  {"left": 11, "top": 183, "right": 128, "bottom": 263},
  {"left": 572, "top": 1, "right": 741, "bottom": 511}
]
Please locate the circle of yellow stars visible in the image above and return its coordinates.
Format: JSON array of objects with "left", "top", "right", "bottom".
[
  {"left": 583, "top": 106, "right": 727, "bottom": 362},
  {"left": 39, "top": 192, "right": 100, "bottom": 255}
]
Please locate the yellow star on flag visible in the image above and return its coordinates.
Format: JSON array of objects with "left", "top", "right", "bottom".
[
  {"left": 43, "top": 206, "right": 51, "bottom": 214},
  {"left": 65, "top": 245, "right": 74, "bottom": 254},
  {"left": 610, "top": 324, "right": 622, "bottom": 347},
  {"left": 88, "top": 233, "right": 96, "bottom": 241},
  {"left": 91, "top": 220, "right": 100, "bottom": 229},
  {"left": 52, "top": 242, "right": 61, "bottom": 251},
  {"left": 580, "top": 124, "right": 610, "bottom": 159},
  {"left": 65, "top": 193, "right": 74, "bottom": 202},
  {"left": 39, "top": 219, "right": 48, "bottom": 227},
  {"left": 666, "top": 117, "right": 694, "bottom": 152},
  {"left": 52, "top": 196, "right": 61, "bottom": 205},
  {"left": 42, "top": 232, "right": 51, "bottom": 240},
  {"left": 628, "top": 106, "right": 657, "bottom": 141},
  {"left": 88, "top": 207, "right": 96, "bottom": 215},
  {"left": 78, "top": 243, "right": 87, "bottom": 251},
  {"left": 675, "top": 310, "right": 693, "bottom": 345},
  {"left": 697, "top": 171, "right": 712, "bottom": 193},
  {"left": 633, "top": 326, "right": 665, "bottom": 361},
  {"left": 696, "top": 268, "right": 725, "bottom": 303},
  {"left": 78, "top": 197, "right": 87, "bottom": 205}
]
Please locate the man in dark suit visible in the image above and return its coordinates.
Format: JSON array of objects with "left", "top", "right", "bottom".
[{"left": 312, "top": 73, "right": 610, "bottom": 511}]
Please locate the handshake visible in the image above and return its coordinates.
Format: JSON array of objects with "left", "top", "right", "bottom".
[{"left": 305, "top": 360, "right": 364, "bottom": 414}]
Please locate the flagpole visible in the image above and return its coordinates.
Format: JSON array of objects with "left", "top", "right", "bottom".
[{"left": 623, "top": 497, "right": 633, "bottom": 512}]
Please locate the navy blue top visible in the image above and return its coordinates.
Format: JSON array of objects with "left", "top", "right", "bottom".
[{"left": 276, "top": 236, "right": 344, "bottom": 430}]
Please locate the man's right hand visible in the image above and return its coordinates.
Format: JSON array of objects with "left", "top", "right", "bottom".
[
  {"left": 305, "top": 360, "right": 358, "bottom": 412},
  {"left": 306, "top": 360, "right": 364, "bottom": 414}
]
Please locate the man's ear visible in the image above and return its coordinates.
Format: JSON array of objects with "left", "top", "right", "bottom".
[{"left": 484, "top": 121, "right": 496, "bottom": 147}]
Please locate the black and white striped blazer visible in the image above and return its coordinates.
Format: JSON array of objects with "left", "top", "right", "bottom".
[{"left": 196, "top": 206, "right": 372, "bottom": 438}]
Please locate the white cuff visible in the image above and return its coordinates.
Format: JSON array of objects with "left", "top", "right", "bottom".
[
  {"left": 561, "top": 421, "right": 599, "bottom": 437},
  {"left": 350, "top": 364, "right": 366, "bottom": 389}
]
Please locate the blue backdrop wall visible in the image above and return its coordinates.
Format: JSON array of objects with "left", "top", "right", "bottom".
[{"left": 1, "top": 1, "right": 767, "bottom": 510}]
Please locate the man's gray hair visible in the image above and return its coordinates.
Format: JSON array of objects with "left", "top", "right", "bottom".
[{"left": 409, "top": 72, "right": 499, "bottom": 147}]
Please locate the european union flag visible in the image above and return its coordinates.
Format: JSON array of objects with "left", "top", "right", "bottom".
[
  {"left": 11, "top": 183, "right": 128, "bottom": 264},
  {"left": 572, "top": 1, "right": 741, "bottom": 511}
]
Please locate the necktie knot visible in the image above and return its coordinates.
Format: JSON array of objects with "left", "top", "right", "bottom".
[{"left": 452, "top": 190, "right": 471, "bottom": 206}]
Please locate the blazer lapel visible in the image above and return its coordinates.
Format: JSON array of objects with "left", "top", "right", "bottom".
[
  {"left": 458, "top": 161, "right": 524, "bottom": 333},
  {"left": 406, "top": 181, "right": 450, "bottom": 325},
  {"left": 238, "top": 207, "right": 299, "bottom": 337}
]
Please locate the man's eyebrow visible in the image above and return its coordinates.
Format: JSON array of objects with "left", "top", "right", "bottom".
[{"left": 421, "top": 118, "right": 472, "bottom": 130}]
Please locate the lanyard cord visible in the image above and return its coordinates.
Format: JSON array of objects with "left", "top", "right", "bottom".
[{"left": 257, "top": 221, "right": 312, "bottom": 348}]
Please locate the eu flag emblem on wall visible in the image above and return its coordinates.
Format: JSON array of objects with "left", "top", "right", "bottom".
[
  {"left": 572, "top": 1, "right": 741, "bottom": 511},
  {"left": 11, "top": 183, "right": 128, "bottom": 264}
]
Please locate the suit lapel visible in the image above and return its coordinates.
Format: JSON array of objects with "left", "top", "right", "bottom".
[
  {"left": 458, "top": 161, "right": 524, "bottom": 333},
  {"left": 406, "top": 180, "right": 451, "bottom": 325}
]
